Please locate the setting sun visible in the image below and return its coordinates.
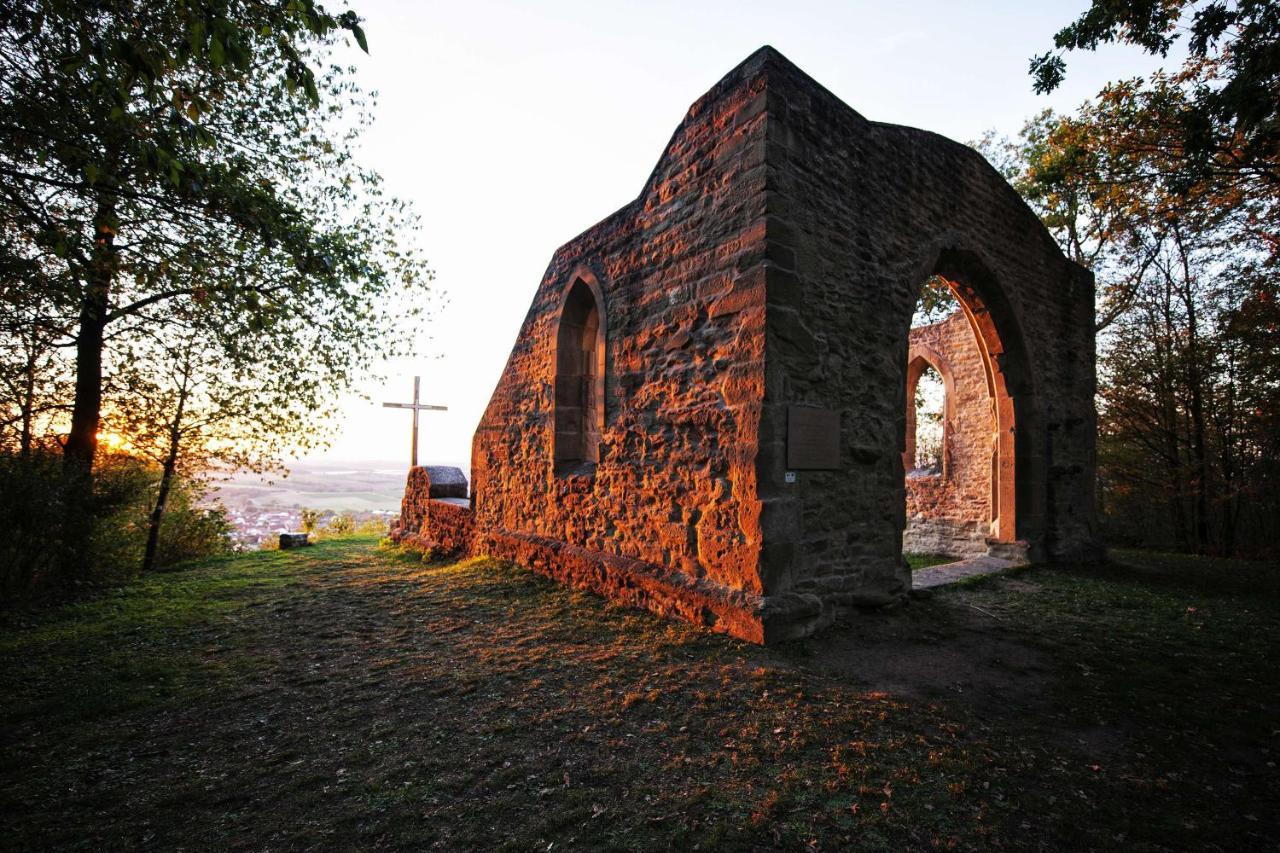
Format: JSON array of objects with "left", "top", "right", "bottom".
[{"left": 97, "top": 431, "right": 133, "bottom": 452}]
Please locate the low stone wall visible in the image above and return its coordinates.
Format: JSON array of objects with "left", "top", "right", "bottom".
[
  {"left": 393, "top": 467, "right": 433, "bottom": 542},
  {"left": 476, "top": 529, "right": 767, "bottom": 643},
  {"left": 903, "top": 515, "right": 990, "bottom": 559},
  {"left": 391, "top": 466, "right": 471, "bottom": 546},
  {"left": 418, "top": 500, "right": 475, "bottom": 556}
]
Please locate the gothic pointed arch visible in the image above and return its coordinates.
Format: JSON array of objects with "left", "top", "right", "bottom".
[
  {"left": 553, "top": 267, "right": 607, "bottom": 474},
  {"left": 910, "top": 248, "right": 1037, "bottom": 545},
  {"left": 904, "top": 343, "right": 955, "bottom": 477}
]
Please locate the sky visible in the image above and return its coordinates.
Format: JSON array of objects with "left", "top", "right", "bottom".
[{"left": 309, "top": 0, "right": 1178, "bottom": 469}]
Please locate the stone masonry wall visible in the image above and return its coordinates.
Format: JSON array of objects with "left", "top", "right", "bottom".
[
  {"left": 446, "top": 46, "right": 1098, "bottom": 644},
  {"left": 390, "top": 466, "right": 476, "bottom": 557},
  {"left": 391, "top": 466, "right": 433, "bottom": 542},
  {"left": 467, "top": 52, "right": 774, "bottom": 640},
  {"left": 415, "top": 501, "right": 475, "bottom": 557},
  {"left": 904, "top": 312, "right": 995, "bottom": 558},
  {"left": 756, "top": 49, "right": 1099, "bottom": 639}
]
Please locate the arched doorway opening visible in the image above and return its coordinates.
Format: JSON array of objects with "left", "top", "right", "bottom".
[
  {"left": 903, "top": 265, "right": 1023, "bottom": 565},
  {"left": 553, "top": 275, "right": 606, "bottom": 475}
]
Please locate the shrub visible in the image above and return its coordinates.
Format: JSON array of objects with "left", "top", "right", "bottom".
[
  {"left": 0, "top": 448, "right": 65, "bottom": 600},
  {"left": 326, "top": 513, "right": 355, "bottom": 536},
  {"left": 357, "top": 517, "right": 390, "bottom": 536},
  {"left": 0, "top": 448, "right": 234, "bottom": 603},
  {"left": 155, "top": 479, "right": 234, "bottom": 568},
  {"left": 300, "top": 508, "right": 320, "bottom": 534}
]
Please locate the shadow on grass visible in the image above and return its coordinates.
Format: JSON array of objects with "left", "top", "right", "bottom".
[{"left": 1, "top": 537, "right": 1276, "bottom": 851}]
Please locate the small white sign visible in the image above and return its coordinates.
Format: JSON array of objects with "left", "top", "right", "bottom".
[{"left": 784, "top": 471, "right": 797, "bottom": 484}]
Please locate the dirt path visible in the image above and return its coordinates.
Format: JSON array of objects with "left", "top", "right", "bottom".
[{"left": 2, "top": 539, "right": 1276, "bottom": 851}]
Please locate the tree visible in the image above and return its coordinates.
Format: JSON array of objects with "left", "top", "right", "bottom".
[
  {"left": 0, "top": 282, "right": 71, "bottom": 454},
  {"left": 982, "top": 88, "right": 1278, "bottom": 555},
  {"left": 0, "top": 3, "right": 432, "bottom": 571},
  {"left": 1031, "top": 0, "right": 1280, "bottom": 190},
  {"left": 0, "top": 0, "right": 422, "bottom": 477},
  {"left": 108, "top": 300, "right": 357, "bottom": 571},
  {"left": 912, "top": 275, "right": 960, "bottom": 327},
  {"left": 0, "top": 0, "right": 432, "bottom": 585},
  {"left": 978, "top": 112, "right": 1154, "bottom": 331}
]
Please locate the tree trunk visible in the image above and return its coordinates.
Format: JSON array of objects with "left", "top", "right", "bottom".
[
  {"left": 1155, "top": 276, "right": 1190, "bottom": 551},
  {"left": 58, "top": 207, "right": 117, "bottom": 580},
  {"left": 63, "top": 211, "right": 117, "bottom": 473},
  {"left": 142, "top": 450, "right": 178, "bottom": 573},
  {"left": 19, "top": 322, "right": 37, "bottom": 457},
  {"left": 143, "top": 349, "right": 191, "bottom": 573},
  {"left": 1172, "top": 223, "right": 1212, "bottom": 553}
]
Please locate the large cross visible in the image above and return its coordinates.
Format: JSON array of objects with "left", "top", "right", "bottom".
[{"left": 382, "top": 376, "right": 447, "bottom": 467}]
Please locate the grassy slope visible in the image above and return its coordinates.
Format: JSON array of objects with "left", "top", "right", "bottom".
[{"left": 1, "top": 538, "right": 1277, "bottom": 851}]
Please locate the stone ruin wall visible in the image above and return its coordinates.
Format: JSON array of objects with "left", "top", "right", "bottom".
[
  {"left": 903, "top": 311, "right": 995, "bottom": 558},
  {"left": 394, "top": 466, "right": 434, "bottom": 543},
  {"left": 757, "top": 53, "right": 1099, "bottom": 639},
  {"left": 466, "top": 59, "right": 775, "bottom": 640},
  {"left": 395, "top": 48, "right": 1100, "bottom": 644}
]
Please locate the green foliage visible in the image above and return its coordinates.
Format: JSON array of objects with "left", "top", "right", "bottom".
[
  {"left": 1030, "top": 0, "right": 1280, "bottom": 190},
  {"left": 0, "top": 0, "right": 435, "bottom": 588},
  {"left": 911, "top": 274, "right": 960, "bottom": 327},
  {"left": 979, "top": 71, "right": 1280, "bottom": 556},
  {"left": 0, "top": 448, "right": 159, "bottom": 596},
  {"left": 299, "top": 508, "right": 320, "bottom": 534},
  {"left": 85, "top": 451, "right": 158, "bottom": 580},
  {"left": 153, "top": 479, "right": 234, "bottom": 568},
  {"left": 0, "top": 447, "right": 233, "bottom": 602},
  {"left": 0, "top": 447, "right": 66, "bottom": 597},
  {"left": 326, "top": 513, "right": 354, "bottom": 536},
  {"left": 904, "top": 552, "right": 953, "bottom": 570},
  {"left": 0, "top": 0, "right": 434, "bottom": 464},
  {"left": 356, "top": 516, "right": 389, "bottom": 536}
]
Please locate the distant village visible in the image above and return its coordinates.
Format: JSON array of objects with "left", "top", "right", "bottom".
[
  {"left": 210, "top": 461, "right": 413, "bottom": 548},
  {"left": 224, "top": 503, "right": 399, "bottom": 549}
]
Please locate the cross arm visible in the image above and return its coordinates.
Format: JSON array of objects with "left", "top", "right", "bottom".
[{"left": 382, "top": 403, "right": 449, "bottom": 411}]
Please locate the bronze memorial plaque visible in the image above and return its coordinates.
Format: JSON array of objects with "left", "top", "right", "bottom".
[{"left": 787, "top": 406, "right": 841, "bottom": 470}]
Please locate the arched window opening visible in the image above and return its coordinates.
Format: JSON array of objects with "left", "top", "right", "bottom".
[
  {"left": 554, "top": 277, "right": 605, "bottom": 475},
  {"left": 911, "top": 364, "right": 945, "bottom": 474}
]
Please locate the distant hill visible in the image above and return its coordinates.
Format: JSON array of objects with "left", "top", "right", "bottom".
[{"left": 213, "top": 460, "right": 470, "bottom": 512}]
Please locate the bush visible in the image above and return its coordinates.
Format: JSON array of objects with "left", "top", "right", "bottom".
[
  {"left": 326, "top": 513, "right": 355, "bottom": 536},
  {"left": 155, "top": 479, "right": 234, "bottom": 568},
  {"left": 357, "top": 517, "right": 389, "bottom": 536},
  {"left": 84, "top": 451, "right": 156, "bottom": 583},
  {"left": 0, "top": 448, "right": 234, "bottom": 603},
  {"left": 300, "top": 508, "right": 320, "bottom": 534},
  {"left": 0, "top": 448, "right": 65, "bottom": 600}
]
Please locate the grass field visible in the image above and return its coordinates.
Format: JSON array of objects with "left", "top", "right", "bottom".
[
  {"left": 904, "top": 552, "right": 955, "bottom": 571},
  {"left": 2, "top": 538, "right": 1277, "bottom": 850}
]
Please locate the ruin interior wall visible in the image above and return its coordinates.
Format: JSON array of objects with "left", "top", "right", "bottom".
[
  {"left": 466, "top": 56, "right": 776, "bottom": 639},
  {"left": 903, "top": 312, "right": 995, "bottom": 558}
]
